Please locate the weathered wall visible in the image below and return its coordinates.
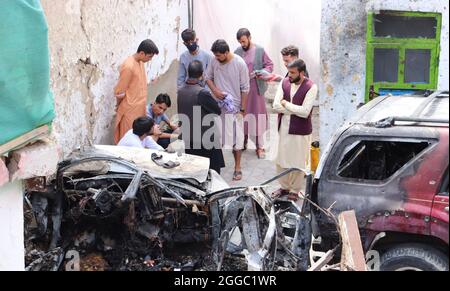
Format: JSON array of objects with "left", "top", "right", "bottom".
[
  {"left": 40, "top": 0, "right": 188, "bottom": 157},
  {"left": 320, "top": 0, "right": 449, "bottom": 147},
  {"left": 0, "top": 181, "right": 24, "bottom": 271}
]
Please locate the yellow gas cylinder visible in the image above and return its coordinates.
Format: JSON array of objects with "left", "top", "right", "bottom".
[{"left": 311, "top": 141, "right": 320, "bottom": 173}]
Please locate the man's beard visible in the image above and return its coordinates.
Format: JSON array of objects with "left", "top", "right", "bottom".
[
  {"left": 289, "top": 76, "right": 301, "bottom": 84},
  {"left": 242, "top": 42, "right": 252, "bottom": 52}
]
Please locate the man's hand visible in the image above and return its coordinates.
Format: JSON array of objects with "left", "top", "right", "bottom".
[
  {"left": 281, "top": 100, "right": 288, "bottom": 107},
  {"left": 213, "top": 90, "right": 226, "bottom": 100},
  {"left": 254, "top": 70, "right": 265, "bottom": 79},
  {"left": 153, "top": 125, "right": 162, "bottom": 137},
  {"left": 274, "top": 75, "right": 284, "bottom": 82},
  {"left": 116, "top": 93, "right": 125, "bottom": 112},
  {"left": 169, "top": 122, "right": 179, "bottom": 131}
]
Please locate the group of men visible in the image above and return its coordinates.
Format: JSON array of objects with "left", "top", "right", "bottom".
[{"left": 113, "top": 28, "right": 317, "bottom": 200}]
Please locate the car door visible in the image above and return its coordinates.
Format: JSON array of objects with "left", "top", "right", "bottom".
[
  {"left": 431, "top": 169, "right": 449, "bottom": 244},
  {"left": 317, "top": 135, "right": 436, "bottom": 237}
]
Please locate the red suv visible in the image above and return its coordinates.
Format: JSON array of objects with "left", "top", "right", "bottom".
[{"left": 313, "top": 91, "right": 449, "bottom": 271}]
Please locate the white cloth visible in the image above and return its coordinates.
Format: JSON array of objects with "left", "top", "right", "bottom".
[
  {"left": 273, "top": 81, "right": 318, "bottom": 170},
  {"left": 118, "top": 130, "right": 163, "bottom": 151},
  {"left": 277, "top": 165, "right": 306, "bottom": 194},
  {"left": 221, "top": 112, "right": 245, "bottom": 151}
]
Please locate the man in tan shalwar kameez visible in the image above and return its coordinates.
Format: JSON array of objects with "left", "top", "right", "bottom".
[
  {"left": 114, "top": 39, "right": 159, "bottom": 144},
  {"left": 273, "top": 59, "right": 318, "bottom": 201}
]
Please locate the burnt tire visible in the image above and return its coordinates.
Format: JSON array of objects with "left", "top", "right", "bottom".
[{"left": 380, "top": 243, "right": 449, "bottom": 271}]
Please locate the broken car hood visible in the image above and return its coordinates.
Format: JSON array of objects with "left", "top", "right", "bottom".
[{"left": 70, "top": 145, "right": 211, "bottom": 184}]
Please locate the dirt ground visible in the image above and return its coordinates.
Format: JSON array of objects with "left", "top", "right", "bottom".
[{"left": 222, "top": 82, "right": 320, "bottom": 190}]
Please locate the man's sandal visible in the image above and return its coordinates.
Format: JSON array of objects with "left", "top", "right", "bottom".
[
  {"left": 232, "top": 171, "right": 243, "bottom": 181},
  {"left": 256, "top": 148, "right": 266, "bottom": 159}
]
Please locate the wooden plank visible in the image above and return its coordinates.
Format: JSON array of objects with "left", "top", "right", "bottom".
[
  {"left": 0, "top": 125, "right": 50, "bottom": 155},
  {"left": 339, "top": 210, "right": 368, "bottom": 271},
  {"left": 308, "top": 249, "right": 334, "bottom": 271}
]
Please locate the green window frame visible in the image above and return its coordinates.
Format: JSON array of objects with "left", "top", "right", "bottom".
[{"left": 365, "top": 11, "right": 442, "bottom": 101}]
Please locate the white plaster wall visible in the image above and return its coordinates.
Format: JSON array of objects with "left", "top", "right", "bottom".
[
  {"left": 320, "top": 0, "right": 449, "bottom": 147},
  {"left": 40, "top": 0, "right": 188, "bottom": 157},
  {"left": 194, "top": 0, "right": 322, "bottom": 83},
  {"left": 320, "top": 0, "right": 367, "bottom": 148},
  {"left": 0, "top": 182, "right": 25, "bottom": 271}
]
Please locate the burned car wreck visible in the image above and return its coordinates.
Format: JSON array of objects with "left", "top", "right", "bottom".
[{"left": 25, "top": 146, "right": 340, "bottom": 271}]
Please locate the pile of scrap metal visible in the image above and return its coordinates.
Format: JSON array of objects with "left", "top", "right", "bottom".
[{"left": 24, "top": 146, "right": 343, "bottom": 271}]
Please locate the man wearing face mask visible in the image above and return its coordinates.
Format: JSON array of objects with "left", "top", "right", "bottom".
[
  {"left": 177, "top": 29, "right": 212, "bottom": 89},
  {"left": 272, "top": 59, "right": 317, "bottom": 202}
]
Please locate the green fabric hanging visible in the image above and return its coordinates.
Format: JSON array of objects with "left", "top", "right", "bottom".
[{"left": 0, "top": 0, "right": 55, "bottom": 145}]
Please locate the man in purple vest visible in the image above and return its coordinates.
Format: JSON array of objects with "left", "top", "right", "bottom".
[{"left": 272, "top": 59, "right": 318, "bottom": 201}]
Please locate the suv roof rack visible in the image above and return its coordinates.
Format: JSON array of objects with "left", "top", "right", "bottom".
[
  {"left": 365, "top": 91, "right": 449, "bottom": 128},
  {"left": 412, "top": 91, "right": 449, "bottom": 118},
  {"left": 368, "top": 116, "right": 449, "bottom": 128}
]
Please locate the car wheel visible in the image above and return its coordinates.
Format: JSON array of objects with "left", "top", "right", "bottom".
[{"left": 380, "top": 243, "right": 449, "bottom": 271}]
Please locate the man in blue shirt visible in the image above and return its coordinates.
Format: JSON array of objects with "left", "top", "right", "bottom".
[
  {"left": 177, "top": 29, "right": 212, "bottom": 89},
  {"left": 147, "top": 93, "right": 179, "bottom": 149}
]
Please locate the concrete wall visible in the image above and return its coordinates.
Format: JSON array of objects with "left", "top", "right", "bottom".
[
  {"left": 40, "top": 0, "right": 188, "bottom": 157},
  {"left": 320, "top": 0, "right": 449, "bottom": 147},
  {"left": 0, "top": 181, "right": 24, "bottom": 271}
]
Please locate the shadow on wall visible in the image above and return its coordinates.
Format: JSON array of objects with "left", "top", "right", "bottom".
[{"left": 147, "top": 59, "right": 180, "bottom": 119}]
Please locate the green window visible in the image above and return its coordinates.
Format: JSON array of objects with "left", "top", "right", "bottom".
[{"left": 366, "top": 11, "right": 442, "bottom": 101}]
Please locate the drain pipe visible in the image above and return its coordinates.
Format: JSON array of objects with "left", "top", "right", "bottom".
[{"left": 187, "top": 0, "right": 194, "bottom": 29}]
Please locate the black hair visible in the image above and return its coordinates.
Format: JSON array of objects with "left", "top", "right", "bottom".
[
  {"left": 281, "top": 45, "right": 299, "bottom": 57},
  {"left": 287, "top": 59, "right": 307, "bottom": 74},
  {"left": 188, "top": 60, "right": 204, "bottom": 79},
  {"left": 236, "top": 28, "right": 251, "bottom": 40},
  {"left": 133, "top": 117, "right": 155, "bottom": 136},
  {"left": 155, "top": 93, "right": 172, "bottom": 108},
  {"left": 137, "top": 39, "right": 159, "bottom": 55},
  {"left": 211, "top": 39, "right": 230, "bottom": 54},
  {"left": 181, "top": 29, "right": 196, "bottom": 42}
]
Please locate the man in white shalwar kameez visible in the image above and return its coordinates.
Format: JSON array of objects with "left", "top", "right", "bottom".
[{"left": 272, "top": 59, "right": 318, "bottom": 200}]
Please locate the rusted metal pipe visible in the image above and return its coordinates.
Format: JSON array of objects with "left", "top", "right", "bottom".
[{"left": 162, "top": 197, "right": 204, "bottom": 208}]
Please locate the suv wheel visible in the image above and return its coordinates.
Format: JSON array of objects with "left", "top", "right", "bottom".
[{"left": 380, "top": 243, "right": 449, "bottom": 271}]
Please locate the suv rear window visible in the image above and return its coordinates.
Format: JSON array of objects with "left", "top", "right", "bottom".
[{"left": 338, "top": 141, "right": 430, "bottom": 181}]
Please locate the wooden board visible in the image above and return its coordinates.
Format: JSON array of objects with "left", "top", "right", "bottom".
[
  {"left": 0, "top": 125, "right": 50, "bottom": 155},
  {"left": 308, "top": 250, "right": 335, "bottom": 271},
  {"left": 339, "top": 210, "right": 368, "bottom": 271}
]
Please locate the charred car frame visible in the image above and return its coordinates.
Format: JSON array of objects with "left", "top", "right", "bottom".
[{"left": 25, "top": 148, "right": 335, "bottom": 271}]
